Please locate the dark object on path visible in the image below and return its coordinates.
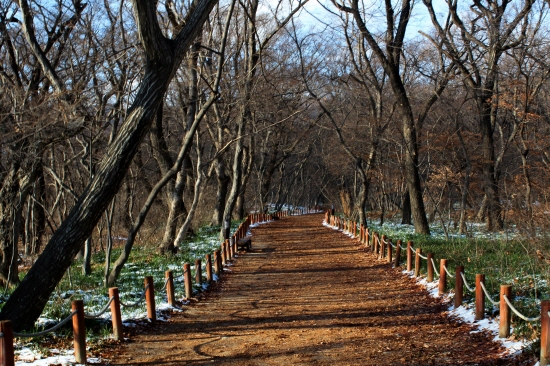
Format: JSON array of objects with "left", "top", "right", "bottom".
[{"left": 237, "top": 237, "right": 252, "bottom": 251}]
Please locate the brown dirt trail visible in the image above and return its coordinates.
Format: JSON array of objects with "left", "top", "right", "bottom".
[{"left": 106, "top": 213, "right": 514, "bottom": 365}]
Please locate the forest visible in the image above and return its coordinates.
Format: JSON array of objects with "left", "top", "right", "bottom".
[{"left": 0, "top": 0, "right": 549, "bottom": 330}]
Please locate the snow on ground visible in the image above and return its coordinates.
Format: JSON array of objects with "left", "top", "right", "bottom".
[{"left": 410, "top": 271, "right": 529, "bottom": 358}]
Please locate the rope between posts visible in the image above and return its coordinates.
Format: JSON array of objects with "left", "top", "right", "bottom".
[
  {"left": 430, "top": 258, "right": 440, "bottom": 277},
  {"left": 418, "top": 252, "right": 428, "bottom": 260},
  {"left": 13, "top": 310, "right": 78, "bottom": 338},
  {"left": 503, "top": 295, "right": 540, "bottom": 322},
  {"left": 443, "top": 265, "right": 455, "bottom": 278},
  {"left": 120, "top": 283, "right": 149, "bottom": 308},
  {"left": 161, "top": 277, "right": 170, "bottom": 291},
  {"left": 84, "top": 297, "right": 115, "bottom": 319},
  {"left": 479, "top": 282, "right": 500, "bottom": 306},
  {"left": 460, "top": 272, "right": 475, "bottom": 293}
]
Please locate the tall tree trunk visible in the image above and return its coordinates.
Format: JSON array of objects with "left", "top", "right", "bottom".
[
  {"left": 211, "top": 158, "right": 230, "bottom": 226},
  {"left": 456, "top": 126, "right": 471, "bottom": 235},
  {"left": 479, "top": 105, "right": 503, "bottom": 230},
  {"left": 235, "top": 145, "right": 252, "bottom": 220},
  {"left": 399, "top": 98, "right": 430, "bottom": 234},
  {"left": 221, "top": 120, "right": 245, "bottom": 237}
]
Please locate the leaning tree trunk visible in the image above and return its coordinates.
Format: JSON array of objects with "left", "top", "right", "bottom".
[{"left": 0, "top": 0, "right": 218, "bottom": 331}]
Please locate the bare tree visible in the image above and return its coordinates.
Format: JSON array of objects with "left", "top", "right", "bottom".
[
  {"left": 0, "top": 0, "right": 218, "bottom": 331},
  {"left": 423, "top": 0, "right": 535, "bottom": 230}
]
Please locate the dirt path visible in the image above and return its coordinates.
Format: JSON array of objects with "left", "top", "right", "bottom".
[{"left": 105, "top": 214, "right": 515, "bottom": 365}]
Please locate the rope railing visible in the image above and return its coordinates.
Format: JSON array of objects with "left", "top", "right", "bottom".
[
  {"left": 84, "top": 297, "right": 115, "bottom": 319},
  {"left": 418, "top": 252, "right": 428, "bottom": 260},
  {"left": 160, "top": 277, "right": 170, "bottom": 292},
  {"left": 479, "top": 282, "right": 500, "bottom": 306},
  {"left": 13, "top": 310, "right": 78, "bottom": 338},
  {"left": 430, "top": 257, "right": 440, "bottom": 278},
  {"left": 460, "top": 272, "right": 475, "bottom": 293},
  {"left": 120, "top": 284, "right": 149, "bottom": 309},
  {"left": 443, "top": 264, "right": 455, "bottom": 278},
  {"left": 503, "top": 295, "right": 541, "bottom": 322}
]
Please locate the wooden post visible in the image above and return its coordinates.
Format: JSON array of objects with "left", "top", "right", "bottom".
[
  {"left": 214, "top": 250, "right": 221, "bottom": 277},
  {"left": 109, "top": 287, "right": 123, "bottom": 340},
  {"left": 221, "top": 242, "right": 227, "bottom": 265},
  {"left": 72, "top": 299, "right": 86, "bottom": 364},
  {"left": 183, "top": 263, "right": 193, "bottom": 299},
  {"left": 230, "top": 237, "right": 236, "bottom": 258},
  {"left": 374, "top": 233, "right": 379, "bottom": 254},
  {"left": 387, "top": 239, "right": 392, "bottom": 263},
  {"left": 427, "top": 253, "right": 434, "bottom": 282},
  {"left": 438, "top": 259, "right": 447, "bottom": 295},
  {"left": 499, "top": 285, "right": 512, "bottom": 338},
  {"left": 144, "top": 276, "right": 156, "bottom": 322},
  {"left": 0, "top": 320, "right": 14, "bottom": 366},
  {"left": 455, "top": 266, "right": 464, "bottom": 308},
  {"left": 541, "top": 300, "right": 550, "bottom": 366},
  {"left": 475, "top": 274, "right": 485, "bottom": 320},
  {"left": 414, "top": 248, "right": 421, "bottom": 277},
  {"left": 225, "top": 240, "right": 231, "bottom": 262},
  {"left": 165, "top": 271, "right": 175, "bottom": 306},
  {"left": 206, "top": 254, "right": 213, "bottom": 283},
  {"left": 407, "top": 241, "right": 413, "bottom": 272},
  {"left": 394, "top": 240, "right": 402, "bottom": 268},
  {"left": 380, "top": 235, "right": 387, "bottom": 259},
  {"left": 195, "top": 259, "right": 202, "bottom": 286}
]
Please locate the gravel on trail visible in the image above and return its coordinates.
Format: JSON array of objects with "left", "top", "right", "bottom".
[{"left": 103, "top": 213, "right": 522, "bottom": 365}]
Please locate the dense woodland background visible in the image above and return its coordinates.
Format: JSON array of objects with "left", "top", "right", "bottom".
[{"left": 1, "top": 0, "right": 550, "bottom": 328}]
